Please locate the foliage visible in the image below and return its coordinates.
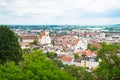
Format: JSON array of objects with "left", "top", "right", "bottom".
[
  {"left": 64, "top": 65, "right": 94, "bottom": 80},
  {"left": 33, "top": 47, "right": 39, "bottom": 50},
  {"left": 32, "top": 39, "right": 38, "bottom": 45},
  {"left": 46, "top": 52, "right": 57, "bottom": 59},
  {"left": 23, "top": 48, "right": 31, "bottom": 54},
  {"left": 87, "top": 44, "right": 98, "bottom": 51},
  {"left": 52, "top": 59, "right": 64, "bottom": 67},
  {"left": 94, "top": 42, "right": 120, "bottom": 80},
  {"left": 0, "top": 25, "right": 22, "bottom": 64},
  {"left": 74, "top": 53, "right": 80, "bottom": 60},
  {"left": 0, "top": 50, "right": 75, "bottom": 80}
]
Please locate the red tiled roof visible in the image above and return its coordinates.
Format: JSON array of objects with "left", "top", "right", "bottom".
[
  {"left": 76, "top": 50, "right": 92, "bottom": 57},
  {"left": 61, "top": 55, "right": 73, "bottom": 62},
  {"left": 92, "top": 51, "right": 97, "bottom": 54},
  {"left": 20, "top": 34, "right": 38, "bottom": 40},
  {"left": 91, "top": 43, "right": 101, "bottom": 48},
  {"left": 19, "top": 34, "right": 33, "bottom": 37},
  {"left": 90, "top": 67, "right": 96, "bottom": 70},
  {"left": 40, "top": 31, "right": 45, "bottom": 38},
  {"left": 21, "top": 36, "right": 38, "bottom": 40},
  {"left": 76, "top": 51, "right": 84, "bottom": 54},
  {"left": 55, "top": 35, "right": 80, "bottom": 46},
  {"left": 83, "top": 50, "right": 92, "bottom": 56},
  {"left": 74, "top": 39, "right": 79, "bottom": 45},
  {"left": 20, "top": 42, "right": 30, "bottom": 46}
]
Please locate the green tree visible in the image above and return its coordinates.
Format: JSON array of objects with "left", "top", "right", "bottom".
[
  {"left": 32, "top": 39, "right": 38, "bottom": 45},
  {"left": 0, "top": 50, "right": 76, "bottom": 80},
  {"left": 87, "top": 44, "right": 98, "bottom": 51},
  {"left": 52, "top": 59, "right": 64, "bottom": 67},
  {"left": 0, "top": 25, "right": 22, "bottom": 64},
  {"left": 64, "top": 65, "right": 94, "bottom": 80},
  {"left": 46, "top": 52, "right": 57, "bottom": 59},
  {"left": 23, "top": 48, "right": 31, "bottom": 54},
  {"left": 74, "top": 53, "right": 80, "bottom": 60},
  {"left": 94, "top": 42, "right": 120, "bottom": 80}
]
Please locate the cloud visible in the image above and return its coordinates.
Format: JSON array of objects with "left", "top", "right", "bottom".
[
  {"left": 0, "top": 0, "right": 65, "bottom": 17},
  {"left": 2, "top": 0, "right": 120, "bottom": 16},
  {"left": 68, "top": 0, "right": 120, "bottom": 13},
  {"left": 0, "top": 0, "right": 120, "bottom": 24}
]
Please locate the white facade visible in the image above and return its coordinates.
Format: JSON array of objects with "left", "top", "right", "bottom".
[
  {"left": 22, "top": 39, "right": 34, "bottom": 43},
  {"left": 62, "top": 60, "right": 74, "bottom": 65},
  {"left": 20, "top": 43, "right": 30, "bottom": 49},
  {"left": 80, "top": 59, "right": 99, "bottom": 69},
  {"left": 21, "top": 46, "right": 30, "bottom": 49},
  {"left": 40, "top": 31, "right": 51, "bottom": 44},
  {"left": 74, "top": 38, "right": 88, "bottom": 52},
  {"left": 100, "top": 33, "right": 106, "bottom": 39}
]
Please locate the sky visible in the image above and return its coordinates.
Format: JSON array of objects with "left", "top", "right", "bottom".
[{"left": 0, "top": 0, "right": 120, "bottom": 25}]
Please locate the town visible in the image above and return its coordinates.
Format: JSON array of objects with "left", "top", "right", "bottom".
[
  {"left": 11, "top": 26, "right": 120, "bottom": 71},
  {"left": 0, "top": 0, "right": 120, "bottom": 79}
]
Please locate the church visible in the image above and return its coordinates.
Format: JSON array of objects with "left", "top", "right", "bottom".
[{"left": 39, "top": 31, "right": 51, "bottom": 45}]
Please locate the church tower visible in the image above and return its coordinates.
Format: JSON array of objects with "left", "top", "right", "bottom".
[{"left": 40, "top": 31, "right": 51, "bottom": 45}]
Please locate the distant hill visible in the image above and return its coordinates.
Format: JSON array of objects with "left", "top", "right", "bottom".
[{"left": 0, "top": 24, "right": 120, "bottom": 32}]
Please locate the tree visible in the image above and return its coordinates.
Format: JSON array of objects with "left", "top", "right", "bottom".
[
  {"left": 0, "top": 25, "right": 22, "bottom": 64},
  {"left": 0, "top": 50, "right": 76, "bottom": 80},
  {"left": 64, "top": 65, "right": 94, "bottom": 80},
  {"left": 94, "top": 42, "right": 120, "bottom": 80},
  {"left": 52, "top": 59, "right": 64, "bottom": 67},
  {"left": 74, "top": 53, "right": 80, "bottom": 60},
  {"left": 87, "top": 44, "right": 97, "bottom": 51},
  {"left": 23, "top": 48, "right": 31, "bottom": 54},
  {"left": 46, "top": 52, "right": 57, "bottom": 59},
  {"left": 32, "top": 39, "right": 38, "bottom": 45}
]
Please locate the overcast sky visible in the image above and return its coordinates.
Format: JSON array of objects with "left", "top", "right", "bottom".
[{"left": 0, "top": 0, "right": 120, "bottom": 25}]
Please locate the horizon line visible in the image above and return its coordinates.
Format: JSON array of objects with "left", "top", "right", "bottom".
[{"left": 0, "top": 24, "right": 120, "bottom": 26}]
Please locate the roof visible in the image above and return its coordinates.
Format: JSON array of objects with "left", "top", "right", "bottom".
[
  {"left": 83, "top": 50, "right": 92, "bottom": 56},
  {"left": 40, "top": 31, "right": 45, "bottom": 38},
  {"left": 20, "top": 34, "right": 38, "bottom": 40},
  {"left": 91, "top": 43, "right": 101, "bottom": 48},
  {"left": 76, "top": 50, "right": 93, "bottom": 57},
  {"left": 55, "top": 35, "right": 80, "bottom": 46},
  {"left": 20, "top": 42, "right": 30, "bottom": 46},
  {"left": 61, "top": 55, "right": 73, "bottom": 62},
  {"left": 74, "top": 39, "right": 79, "bottom": 45}
]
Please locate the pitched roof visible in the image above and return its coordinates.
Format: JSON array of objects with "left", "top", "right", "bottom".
[
  {"left": 61, "top": 55, "right": 73, "bottom": 62},
  {"left": 74, "top": 39, "right": 79, "bottom": 45},
  {"left": 91, "top": 43, "right": 101, "bottom": 48},
  {"left": 83, "top": 50, "right": 92, "bottom": 56},
  {"left": 40, "top": 31, "right": 45, "bottom": 38},
  {"left": 56, "top": 35, "right": 80, "bottom": 46},
  {"left": 20, "top": 42, "right": 30, "bottom": 46},
  {"left": 20, "top": 34, "right": 38, "bottom": 40},
  {"left": 76, "top": 50, "right": 93, "bottom": 57}
]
